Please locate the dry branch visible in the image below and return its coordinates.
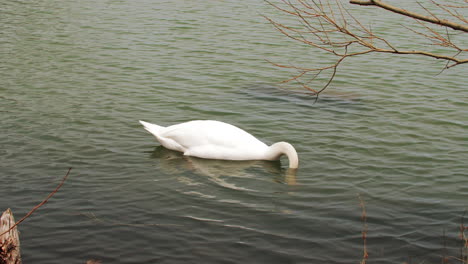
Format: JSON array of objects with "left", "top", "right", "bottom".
[
  {"left": 0, "top": 168, "right": 71, "bottom": 238},
  {"left": 349, "top": 0, "right": 468, "bottom": 32},
  {"left": 265, "top": 0, "right": 468, "bottom": 96},
  {"left": 358, "top": 194, "right": 369, "bottom": 264},
  {"left": 0, "top": 168, "right": 71, "bottom": 264}
]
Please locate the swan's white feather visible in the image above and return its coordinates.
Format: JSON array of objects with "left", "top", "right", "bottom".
[
  {"left": 140, "top": 120, "right": 267, "bottom": 159},
  {"left": 139, "top": 120, "right": 299, "bottom": 168}
]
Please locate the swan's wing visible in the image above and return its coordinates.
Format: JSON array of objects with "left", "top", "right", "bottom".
[
  {"left": 159, "top": 120, "right": 268, "bottom": 156},
  {"left": 184, "top": 144, "right": 268, "bottom": 160}
]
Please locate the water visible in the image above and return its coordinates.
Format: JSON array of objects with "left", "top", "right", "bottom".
[{"left": 1, "top": 0, "right": 467, "bottom": 263}]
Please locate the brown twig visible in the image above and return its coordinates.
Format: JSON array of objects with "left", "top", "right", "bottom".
[
  {"left": 0, "top": 168, "right": 72, "bottom": 237},
  {"left": 358, "top": 194, "right": 369, "bottom": 264},
  {"left": 350, "top": 0, "right": 468, "bottom": 32}
]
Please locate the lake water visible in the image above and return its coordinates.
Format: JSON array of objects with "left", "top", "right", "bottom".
[{"left": 1, "top": 0, "right": 467, "bottom": 263}]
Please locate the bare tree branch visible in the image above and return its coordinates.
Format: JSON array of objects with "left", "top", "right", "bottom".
[
  {"left": 265, "top": 0, "right": 467, "bottom": 96},
  {"left": 350, "top": 0, "right": 468, "bottom": 32},
  {"left": 0, "top": 168, "right": 71, "bottom": 238}
]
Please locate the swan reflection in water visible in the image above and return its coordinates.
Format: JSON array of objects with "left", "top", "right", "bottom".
[{"left": 149, "top": 146, "right": 297, "bottom": 186}]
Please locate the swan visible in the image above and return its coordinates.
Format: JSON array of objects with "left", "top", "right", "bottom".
[{"left": 139, "top": 120, "right": 299, "bottom": 169}]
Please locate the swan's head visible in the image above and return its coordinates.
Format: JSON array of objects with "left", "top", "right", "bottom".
[{"left": 267, "top": 142, "right": 299, "bottom": 169}]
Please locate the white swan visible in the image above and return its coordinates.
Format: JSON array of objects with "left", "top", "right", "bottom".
[{"left": 139, "top": 120, "right": 299, "bottom": 169}]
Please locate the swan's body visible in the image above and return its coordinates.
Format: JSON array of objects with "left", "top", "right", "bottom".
[{"left": 139, "top": 120, "right": 299, "bottom": 169}]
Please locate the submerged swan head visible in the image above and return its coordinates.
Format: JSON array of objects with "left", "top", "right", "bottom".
[
  {"left": 266, "top": 142, "right": 299, "bottom": 169},
  {"left": 139, "top": 120, "right": 299, "bottom": 169}
]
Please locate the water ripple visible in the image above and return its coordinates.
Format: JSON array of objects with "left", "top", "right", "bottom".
[{"left": 1, "top": 0, "right": 467, "bottom": 263}]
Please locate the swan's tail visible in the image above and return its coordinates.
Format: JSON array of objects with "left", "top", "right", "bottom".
[{"left": 139, "top": 120, "right": 163, "bottom": 136}]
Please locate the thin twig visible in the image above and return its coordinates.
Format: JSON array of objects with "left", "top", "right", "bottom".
[
  {"left": 0, "top": 168, "right": 72, "bottom": 237},
  {"left": 358, "top": 194, "right": 369, "bottom": 264}
]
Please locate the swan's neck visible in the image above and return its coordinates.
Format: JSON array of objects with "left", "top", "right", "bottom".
[{"left": 266, "top": 142, "right": 299, "bottom": 169}]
